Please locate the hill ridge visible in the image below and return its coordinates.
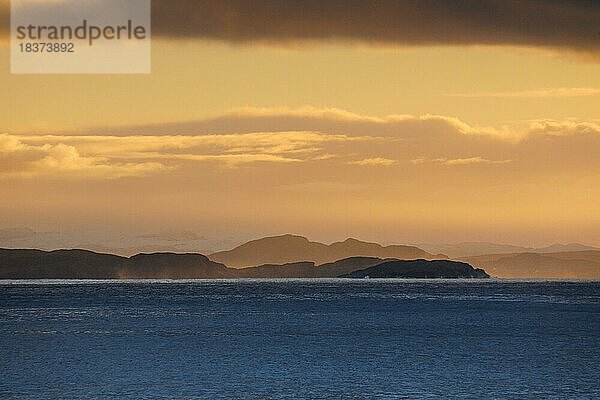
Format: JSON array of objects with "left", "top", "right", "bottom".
[
  {"left": 210, "top": 234, "right": 443, "bottom": 268},
  {"left": 0, "top": 248, "right": 481, "bottom": 280}
]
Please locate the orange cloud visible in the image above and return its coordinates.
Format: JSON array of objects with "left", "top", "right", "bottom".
[
  {"left": 3, "top": 109, "right": 600, "bottom": 179},
  {"left": 0, "top": 134, "right": 166, "bottom": 179},
  {"left": 348, "top": 157, "right": 396, "bottom": 166}
]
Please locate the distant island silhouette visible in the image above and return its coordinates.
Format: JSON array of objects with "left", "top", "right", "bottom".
[
  {"left": 0, "top": 249, "right": 485, "bottom": 280},
  {"left": 340, "top": 259, "right": 488, "bottom": 279},
  {"left": 1, "top": 234, "right": 599, "bottom": 279},
  {"left": 210, "top": 234, "right": 445, "bottom": 267}
]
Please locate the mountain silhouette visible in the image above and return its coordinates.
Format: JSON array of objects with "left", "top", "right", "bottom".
[
  {"left": 464, "top": 250, "right": 600, "bottom": 279},
  {"left": 4, "top": 245, "right": 598, "bottom": 279},
  {"left": 0, "top": 249, "right": 233, "bottom": 279},
  {"left": 236, "top": 257, "right": 389, "bottom": 278},
  {"left": 234, "top": 261, "right": 315, "bottom": 278},
  {"left": 418, "top": 242, "right": 599, "bottom": 258},
  {"left": 210, "top": 234, "right": 443, "bottom": 268},
  {"left": 0, "top": 249, "right": 481, "bottom": 279},
  {"left": 534, "top": 244, "right": 600, "bottom": 253}
]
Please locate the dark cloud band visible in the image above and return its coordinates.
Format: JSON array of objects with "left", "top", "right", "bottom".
[
  {"left": 151, "top": 0, "right": 600, "bottom": 52},
  {"left": 1, "top": 0, "right": 599, "bottom": 53}
]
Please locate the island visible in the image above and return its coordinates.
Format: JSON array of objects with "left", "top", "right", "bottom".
[
  {"left": 339, "top": 259, "right": 490, "bottom": 279},
  {"left": 0, "top": 249, "right": 489, "bottom": 279}
]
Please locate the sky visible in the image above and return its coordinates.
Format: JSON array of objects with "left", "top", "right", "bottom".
[{"left": 1, "top": 0, "right": 600, "bottom": 251}]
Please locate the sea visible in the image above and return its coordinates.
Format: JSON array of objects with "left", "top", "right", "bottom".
[{"left": 0, "top": 279, "right": 599, "bottom": 399}]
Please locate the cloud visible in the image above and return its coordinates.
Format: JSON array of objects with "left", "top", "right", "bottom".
[
  {"left": 0, "top": 1, "right": 6, "bottom": 35},
  {"left": 2, "top": 1, "right": 598, "bottom": 55},
  {"left": 2, "top": 130, "right": 375, "bottom": 178},
  {"left": 20, "top": 130, "right": 372, "bottom": 161},
  {"left": 152, "top": 0, "right": 599, "bottom": 55},
  {"left": 527, "top": 120, "right": 600, "bottom": 137},
  {"left": 0, "top": 134, "right": 167, "bottom": 179},
  {"left": 3, "top": 108, "right": 600, "bottom": 180},
  {"left": 411, "top": 156, "right": 512, "bottom": 166},
  {"left": 442, "top": 157, "right": 512, "bottom": 166},
  {"left": 348, "top": 157, "right": 396, "bottom": 166},
  {"left": 81, "top": 106, "right": 487, "bottom": 139},
  {"left": 447, "top": 88, "right": 600, "bottom": 98}
]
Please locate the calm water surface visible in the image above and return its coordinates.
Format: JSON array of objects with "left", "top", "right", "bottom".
[{"left": 1, "top": 279, "right": 599, "bottom": 399}]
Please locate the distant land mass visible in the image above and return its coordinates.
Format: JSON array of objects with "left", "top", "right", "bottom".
[
  {"left": 1, "top": 234, "right": 599, "bottom": 279},
  {"left": 236, "top": 257, "right": 389, "bottom": 278},
  {"left": 210, "top": 234, "right": 444, "bottom": 268},
  {"left": 464, "top": 251, "right": 600, "bottom": 279},
  {"left": 0, "top": 249, "right": 482, "bottom": 280},
  {"left": 0, "top": 249, "right": 234, "bottom": 279},
  {"left": 340, "top": 260, "right": 489, "bottom": 279},
  {"left": 418, "top": 242, "right": 600, "bottom": 259}
]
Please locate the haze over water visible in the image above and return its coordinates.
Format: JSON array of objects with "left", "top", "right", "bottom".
[{"left": 1, "top": 279, "right": 599, "bottom": 399}]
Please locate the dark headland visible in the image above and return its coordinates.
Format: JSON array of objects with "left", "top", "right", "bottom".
[{"left": 340, "top": 259, "right": 489, "bottom": 279}]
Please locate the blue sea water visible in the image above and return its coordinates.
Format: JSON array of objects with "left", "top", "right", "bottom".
[{"left": 0, "top": 279, "right": 599, "bottom": 399}]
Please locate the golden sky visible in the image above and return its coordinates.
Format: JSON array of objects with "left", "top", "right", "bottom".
[{"left": 1, "top": 0, "right": 599, "bottom": 249}]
